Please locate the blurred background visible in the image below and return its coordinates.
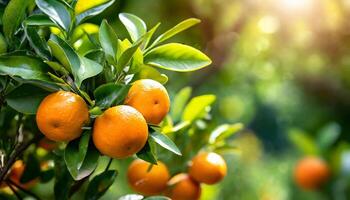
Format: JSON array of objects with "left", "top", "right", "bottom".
[{"left": 35, "top": 0, "right": 350, "bottom": 199}]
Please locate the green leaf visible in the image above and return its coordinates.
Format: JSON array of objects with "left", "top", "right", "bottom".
[
  {"left": 117, "top": 40, "right": 143, "bottom": 71},
  {"left": 54, "top": 155, "right": 74, "bottom": 200},
  {"left": 99, "top": 20, "right": 118, "bottom": 63},
  {"left": 45, "top": 61, "right": 69, "bottom": 75},
  {"left": 317, "top": 122, "right": 341, "bottom": 151},
  {"left": 209, "top": 123, "right": 244, "bottom": 144},
  {"left": 135, "top": 65, "right": 168, "bottom": 84},
  {"left": 145, "top": 43, "right": 211, "bottom": 72},
  {"left": 3, "top": 0, "right": 31, "bottom": 42},
  {"left": 85, "top": 170, "right": 118, "bottom": 200},
  {"left": 23, "top": 14, "right": 56, "bottom": 27},
  {"left": 48, "top": 34, "right": 79, "bottom": 73},
  {"left": 288, "top": 129, "right": 319, "bottom": 155},
  {"left": 24, "top": 26, "right": 51, "bottom": 60},
  {"left": 94, "top": 83, "right": 131, "bottom": 109},
  {"left": 149, "top": 18, "right": 200, "bottom": 48},
  {"left": 144, "top": 196, "right": 171, "bottom": 200},
  {"left": 150, "top": 131, "right": 181, "bottom": 155},
  {"left": 76, "top": 0, "right": 115, "bottom": 24},
  {"left": 182, "top": 95, "right": 216, "bottom": 122},
  {"left": 119, "top": 13, "right": 147, "bottom": 42},
  {"left": 6, "top": 84, "right": 50, "bottom": 114},
  {"left": 143, "top": 23, "right": 160, "bottom": 49},
  {"left": 20, "top": 154, "right": 41, "bottom": 183},
  {"left": 170, "top": 87, "right": 192, "bottom": 122},
  {"left": 77, "top": 55, "right": 103, "bottom": 87},
  {"left": 137, "top": 141, "right": 157, "bottom": 165},
  {"left": 35, "top": 0, "right": 71, "bottom": 31},
  {"left": 0, "top": 55, "right": 51, "bottom": 81},
  {"left": 64, "top": 132, "right": 100, "bottom": 180}
]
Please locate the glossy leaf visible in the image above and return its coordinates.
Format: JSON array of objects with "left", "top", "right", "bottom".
[
  {"left": 6, "top": 84, "right": 50, "bottom": 114},
  {"left": 117, "top": 40, "right": 143, "bottom": 71},
  {"left": 94, "top": 83, "right": 131, "bottom": 109},
  {"left": 182, "top": 95, "right": 216, "bottom": 122},
  {"left": 150, "top": 131, "right": 181, "bottom": 155},
  {"left": 137, "top": 141, "right": 157, "bottom": 164},
  {"left": 0, "top": 55, "right": 51, "bottom": 81},
  {"left": 3, "top": 0, "right": 30, "bottom": 41},
  {"left": 170, "top": 87, "right": 192, "bottom": 122},
  {"left": 85, "top": 170, "right": 118, "bottom": 200},
  {"left": 24, "top": 26, "right": 51, "bottom": 60},
  {"left": 64, "top": 132, "right": 100, "bottom": 180},
  {"left": 119, "top": 13, "right": 147, "bottom": 42},
  {"left": 143, "top": 23, "right": 160, "bottom": 49},
  {"left": 36, "top": 0, "right": 71, "bottom": 31},
  {"left": 118, "top": 194, "right": 143, "bottom": 200},
  {"left": 24, "top": 14, "right": 56, "bottom": 27},
  {"left": 145, "top": 43, "right": 211, "bottom": 72},
  {"left": 77, "top": 55, "right": 103, "bottom": 87},
  {"left": 99, "top": 20, "right": 118, "bottom": 63},
  {"left": 136, "top": 65, "right": 168, "bottom": 84},
  {"left": 149, "top": 18, "right": 200, "bottom": 48},
  {"left": 144, "top": 196, "right": 171, "bottom": 200},
  {"left": 209, "top": 123, "right": 244, "bottom": 144},
  {"left": 76, "top": 0, "right": 115, "bottom": 24},
  {"left": 54, "top": 155, "right": 74, "bottom": 200}
]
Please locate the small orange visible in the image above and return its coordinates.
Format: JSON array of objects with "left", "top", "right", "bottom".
[
  {"left": 9, "top": 160, "right": 38, "bottom": 189},
  {"left": 166, "top": 173, "right": 201, "bottom": 200},
  {"left": 127, "top": 159, "right": 170, "bottom": 196},
  {"left": 36, "top": 91, "right": 89, "bottom": 142},
  {"left": 188, "top": 152, "right": 227, "bottom": 185},
  {"left": 93, "top": 105, "right": 148, "bottom": 158},
  {"left": 294, "top": 157, "right": 330, "bottom": 190},
  {"left": 125, "top": 79, "right": 170, "bottom": 124}
]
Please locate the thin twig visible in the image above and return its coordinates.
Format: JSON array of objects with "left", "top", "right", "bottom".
[
  {"left": 105, "top": 158, "right": 113, "bottom": 172},
  {"left": 7, "top": 179, "right": 41, "bottom": 200},
  {"left": 7, "top": 181, "right": 23, "bottom": 200}
]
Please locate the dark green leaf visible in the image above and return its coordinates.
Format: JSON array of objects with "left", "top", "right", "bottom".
[
  {"left": 24, "top": 26, "right": 51, "bottom": 60},
  {"left": 64, "top": 132, "right": 99, "bottom": 180},
  {"left": 137, "top": 141, "right": 157, "bottom": 165},
  {"left": 35, "top": 0, "right": 71, "bottom": 31},
  {"left": 54, "top": 155, "right": 74, "bottom": 200},
  {"left": 150, "top": 131, "right": 181, "bottom": 155},
  {"left": 0, "top": 55, "right": 51, "bottom": 81},
  {"left": 24, "top": 14, "right": 56, "bottom": 27},
  {"left": 148, "top": 18, "right": 200, "bottom": 49},
  {"left": 3, "top": 0, "right": 31, "bottom": 42},
  {"left": 77, "top": 55, "right": 103, "bottom": 87},
  {"left": 119, "top": 13, "right": 147, "bottom": 42},
  {"left": 94, "top": 83, "right": 131, "bottom": 109},
  {"left": 144, "top": 43, "right": 211, "bottom": 72},
  {"left": 6, "top": 84, "right": 50, "bottom": 114},
  {"left": 40, "top": 168, "right": 55, "bottom": 183},
  {"left": 20, "top": 154, "right": 41, "bottom": 183},
  {"left": 99, "top": 20, "right": 118, "bottom": 63},
  {"left": 76, "top": 0, "right": 115, "bottom": 24},
  {"left": 85, "top": 170, "right": 118, "bottom": 200}
]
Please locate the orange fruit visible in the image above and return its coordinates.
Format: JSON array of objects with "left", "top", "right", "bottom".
[
  {"left": 36, "top": 91, "right": 89, "bottom": 142},
  {"left": 125, "top": 79, "right": 170, "bottom": 124},
  {"left": 127, "top": 159, "right": 170, "bottom": 196},
  {"left": 294, "top": 157, "right": 330, "bottom": 190},
  {"left": 9, "top": 160, "right": 37, "bottom": 189},
  {"left": 188, "top": 152, "right": 227, "bottom": 185},
  {"left": 93, "top": 105, "right": 148, "bottom": 158},
  {"left": 166, "top": 173, "right": 201, "bottom": 200},
  {"left": 38, "top": 138, "right": 57, "bottom": 151}
]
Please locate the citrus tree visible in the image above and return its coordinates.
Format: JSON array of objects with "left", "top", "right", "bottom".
[{"left": 0, "top": 0, "right": 240, "bottom": 199}]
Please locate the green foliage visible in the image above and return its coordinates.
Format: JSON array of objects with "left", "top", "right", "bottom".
[{"left": 85, "top": 170, "right": 118, "bottom": 200}]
